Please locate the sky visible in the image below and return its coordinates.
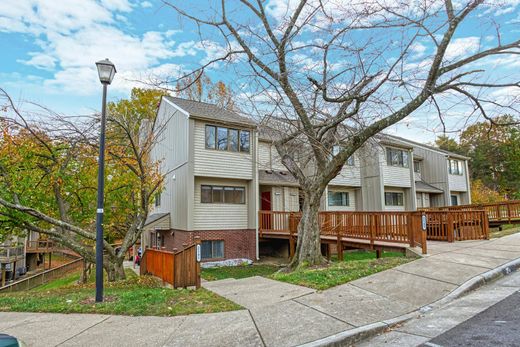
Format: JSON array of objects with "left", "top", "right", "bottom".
[{"left": 0, "top": 0, "right": 519, "bottom": 143}]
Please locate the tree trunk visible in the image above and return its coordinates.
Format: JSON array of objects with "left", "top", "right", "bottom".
[
  {"left": 106, "top": 258, "right": 126, "bottom": 282},
  {"left": 79, "top": 261, "right": 93, "bottom": 284},
  {"left": 289, "top": 189, "right": 325, "bottom": 269}
]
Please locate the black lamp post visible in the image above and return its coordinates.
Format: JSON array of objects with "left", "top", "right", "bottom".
[{"left": 94, "top": 58, "right": 116, "bottom": 303}]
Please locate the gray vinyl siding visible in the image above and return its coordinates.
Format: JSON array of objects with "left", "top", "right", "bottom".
[
  {"left": 329, "top": 155, "right": 361, "bottom": 187},
  {"left": 410, "top": 145, "right": 451, "bottom": 206},
  {"left": 193, "top": 177, "right": 249, "bottom": 230},
  {"left": 360, "top": 145, "right": 384, "bottom": 211},
  {"left": 193, "top": 120, "right": 254, "bottom": 179},
  {"left": 151, "top": 98, "right": 191, "bottom": 229},
  {"left": 448, "top": 171, "right": 468, "bottom": 192},
  {"left": 381, "top": 148, "right": 413, "bottom": 188},
  {"left": 258, "top": 141, "right": 271, "bottom": 169}
]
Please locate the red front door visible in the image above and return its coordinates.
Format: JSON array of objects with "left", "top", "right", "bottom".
[
  {"left": 261, "top": 191, "right": 272, "bottom": 231},
  {"left": 261, "top": 191, "right": 272, "bottom": 211}
]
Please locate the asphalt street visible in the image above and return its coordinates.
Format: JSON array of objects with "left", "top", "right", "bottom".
[{"left": 425, "top": 291, "right": 520, "bottom": 347}]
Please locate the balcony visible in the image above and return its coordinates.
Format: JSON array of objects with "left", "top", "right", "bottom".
[
  {"left": 0, "top": 245, "right": 25, "bottom": 263},
  {"left": 26, "top": 240, "right": 55, "bottom": 253}
]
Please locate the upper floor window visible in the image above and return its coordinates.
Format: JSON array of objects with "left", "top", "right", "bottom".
[
  {"left": 201, "top": 185, "right": 245, "bottom": 204},
  {"left": 448, "top": 159, "right": 463, "bottom": 175},
  {"left": 385, "top": 192, "right": 404, "bottom": 206},
  {"left": 413, "top": 160, "right": 421, "bottom": 173},
  {"left": 328, "top": 191, "right": 350, "bottom": 206},
  {"left": 332, "top": 145, "right": 355, "bottom": 166},
  {"left": 154, "top": 193, "right": 161, "bottom": 207},
  {"left": 205, "top": 125, "right": 250, "bottom": 153},
  {"left": 386, "top": 147, "right": 409, "bottom": 168}
]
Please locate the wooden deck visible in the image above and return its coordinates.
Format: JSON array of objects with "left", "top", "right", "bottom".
[
  {"left": 25, "top": 240, "right": 55, "bottom": 254},
  {"left": 424, "top": 200, "right": 520, "bottom": 227},
  {"left": 259, "top": 211, "right": 428, "bottom": 258}
]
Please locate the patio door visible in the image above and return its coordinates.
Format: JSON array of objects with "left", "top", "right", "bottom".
[{"left": 261, "top": 191, "right": 272, "bottom": 230}]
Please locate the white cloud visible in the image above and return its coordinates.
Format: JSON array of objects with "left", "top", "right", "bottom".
[
  {"left": 444, "top": 37, "right": 480, "bottom": 60},
  {"left": 410, "top": 42, "right": 427, "bottom": 58},
  {"left": 141, "top": 1, "right": 153, "bottom": 8},
  {"left": 0, "top": 0, "right": 214, "bottom": 96}
]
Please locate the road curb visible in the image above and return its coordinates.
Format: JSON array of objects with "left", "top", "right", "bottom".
[{"left": 299, "top": 257, "right": 520, "bottom": 347}]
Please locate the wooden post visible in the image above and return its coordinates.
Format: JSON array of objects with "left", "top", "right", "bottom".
[
  {"left": 194, "top": 236, "right": 201, "bottom": 289},
  {"left": 1, "top": 264, "right": 5, "bottom": 287},
  {"left": 48, "top": 252, "right": 52, "bottom": 270},
  {"left": 408, "top": 213, "right": 415, "bottom": 247},
  {"left": 336, "top": 224, "right": 343, "bottom": 261},
  {"left": 507, "top": 203, "right": 512, "bottom": 224},
  {"left": 376, "top": 249, "right": 382, "bottom": 259},
  {"left": 182, "top": 243, "right": 188, "bottom": 289},
  {"left": 483, "top": 212, "right": 490, "bottom": 240},
  {"left": 447, "top": 212, "right": 454, "bottom": 242}
]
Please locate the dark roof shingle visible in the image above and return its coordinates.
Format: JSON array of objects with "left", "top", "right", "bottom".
[{"left": 164, "top": 96, "right": 256, "bottom": 127}]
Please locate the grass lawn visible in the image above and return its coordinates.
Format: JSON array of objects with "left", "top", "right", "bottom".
[
  {"left": 201, "top": 264, "right": 280, "bottom": 281},
  {"left": 270, "top": 251, "right": 413, "bottom": 290},
  {"left": 490, "top": 224, "right": 520, "bottom": 239},
  {"left": 0, "top": 269, "right": 241, "bottom": 316}
]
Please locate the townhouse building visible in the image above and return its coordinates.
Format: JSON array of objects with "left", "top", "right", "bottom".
[{"left": 144, "top": 97, "right": 471, "bottom": 262}]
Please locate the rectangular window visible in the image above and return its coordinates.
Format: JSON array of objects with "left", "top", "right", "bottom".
[
  {"left": 448, "top": 159, "right": 463, "bottom": 175},
  {"left": 386, "top": 148, "right": 409, "bottom": 168},
  {"left": 205, "top": 125, "right": 216, "bottom": 149},
  {"left": 217, "top": 127, "right": 228, "bottom": 150},
  {"left": 328, "top": 191, "right": 349, "bottom": 206},
  {"left": 228, "top": 129, "right": 239, "bottom": 152},
  {"left": 414, "top": 160, "right": 421, "bottom": 173},
  {"left": 155, "top": 193, "right": 161, "bottom": 207},
  {"left": 451, "top": 195, "right": 459, "bottom": 206},
  {"left": 201, "top": 240, "right": 224, "bottom": 259},
  {"left": 201, "top": 185, "right": 245, "bottom": 204},
  {"left": 347, "top": 156, "right": 355, "bottom": 166},
  {"left": 385, "top": 192, "right": 404, "bottom": 206},
  {"left": 240, "top": 130, "right": 250, "bottom": 153}
]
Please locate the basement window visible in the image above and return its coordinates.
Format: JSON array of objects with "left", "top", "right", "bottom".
[{"left": 201, "top": 240, "right": 224, "bottom": 259}]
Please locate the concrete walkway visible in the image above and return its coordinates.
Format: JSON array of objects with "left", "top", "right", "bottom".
[{"left": 1, "top": 233, "right": 520, "bottom": 347}]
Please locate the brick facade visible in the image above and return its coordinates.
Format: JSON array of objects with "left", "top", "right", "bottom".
[{"left": 154, "top": 229, "right": 256, "bottom": 261}]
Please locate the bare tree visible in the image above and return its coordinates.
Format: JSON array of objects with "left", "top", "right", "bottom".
[{"left": 163, "top": 0, "right": 519, "bottom": 269}]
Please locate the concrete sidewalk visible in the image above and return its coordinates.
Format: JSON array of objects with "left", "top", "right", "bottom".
[{"left": 1, "top": 233, "right": 520, "bottom": 347}]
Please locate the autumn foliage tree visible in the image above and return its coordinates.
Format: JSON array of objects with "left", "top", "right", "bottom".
[{"left": 0, "top": 88, "right": 166, "bottom": 281}]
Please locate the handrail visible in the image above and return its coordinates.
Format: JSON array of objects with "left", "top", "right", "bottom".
[
  {"left": 0, "top": 258, "right": 83, "bottom": 293},
  {"left": 424, "top": 200, "right": 520, "bottom": 224}
]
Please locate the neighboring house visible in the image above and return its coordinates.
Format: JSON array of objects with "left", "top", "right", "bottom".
[
  {"left": 0, "top": 236, "right": 26, "bottom": 284},
  {"left": 144, "top": 97, "right": 471, "bottom": 262}
]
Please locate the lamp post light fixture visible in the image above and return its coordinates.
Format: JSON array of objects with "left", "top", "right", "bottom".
[{"left": 94, "top": 58, "right": 116, "bottom": 303}]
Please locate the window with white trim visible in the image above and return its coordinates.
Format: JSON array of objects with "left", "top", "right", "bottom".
[
  {"left": 385, "top": 192, "right": 404, "bottom": 206},
  {"left": 328, "top": 191, "right": 350, "bottom": 206},
  {"left": 332, "top": 145, "right": 355, "bottom": 166},
  {"left": 448, "top": 159, "right": 463, "bottom": 175},
  {"left": 386, "top": 148, "right": 409, "bottom": 168},
  {"left": 205, "top": 125, "right": 250, "bottom": 153},
  {"left": 201, "top": 240, "right": 224, "bottom": 259},
  {"left": 201, "top": 185, "right": 245, "bottom": 204}
]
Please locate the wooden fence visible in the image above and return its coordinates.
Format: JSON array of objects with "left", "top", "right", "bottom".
[
  {"left": 424, "top": 210, "right": 489, "bottom": 241},
  {"left": 0, "top": 258, "right": 83, "bottom": 293},
  {"left": 140, "top": 237, "right": 201, "bottom": 289},
  {"left": 425, "top": 200, "right": 520, "bottom": 225},
  {"left": 259, "top": 210, "right": 428, "bottom": 254}
]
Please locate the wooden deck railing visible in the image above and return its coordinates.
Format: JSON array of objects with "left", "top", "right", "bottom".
[
  {"left": 140, "top": 238, "right": 201, "bottom": 289},
  {"left": 424, "top": 210, "right": 489, "bottom": 241},
  {"left": 259, "top": 210, "right": 428, "bottom": 254},
  {"left": 424, "top": 200, "right": 520, "bottom": 225},
  {"left": 259, "top": 209, "right": 489, "bottom": 250},
  {"left": 0, "top": 245, "right": 24, "bottom": 262},
  {"left": 0, "top": 258, "right": 83, "bottom": 293},
  {"left": 26, "top": 240, "right": 55, "bottom": 253}
]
